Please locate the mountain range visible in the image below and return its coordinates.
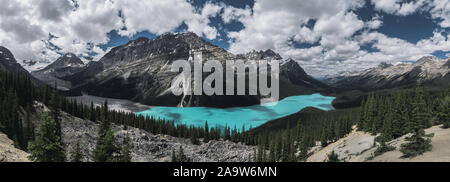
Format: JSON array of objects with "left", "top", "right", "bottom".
[
  {"left": 327, "top": 56, "right": 450, "bottom": 92},
  {"left": 24, "top": 32, "right": 331, "bottom": 108},
  {"left": 2, "top": 32, "right": 449, "bottom": 109}
]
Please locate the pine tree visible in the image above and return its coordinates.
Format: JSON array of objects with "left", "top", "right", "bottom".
[
  {"left": 358, "top": 98, "right": 368, "bottom": 131},
  {"left": 367, "top": 93, "right": 378, "bottom": 134},
  {"left": 280, "top": 131, "right": 292, "bottom": 162},
  {"left": 93, "top": 100, "right": 120, "bottom": 162},
  {"left": 190, "top": 130, "right": 199, "bottom": 145},
  {"left": 298, "top": 134, "right": 310, "bottom": 161},
  {"left": 71, "top": 142, "right": 84, "bottom": 162},
  {"left": 437, "top": 96, "right": 450, "bottom": 128},
  {"left": 176, "top": 146, "right": 189, "bottom": 162},
  {"left": 50, "top": 82, "right": 62, "bottom": 145},
  {"left": 9, "top": 91, "right": 26, "bottom": 150},
  {"left": 24, "top": 105, "right": 35, "bottom": 145},
  {"left": 268, "top": 141, "right": 276, "bottom": 162},
  {"left": 203, "top": 121, "right": 210, "bottom": 143},
  {"left": 171, "top": 149, "right": 177, "bottom": 162},
  {"left": 252, "top": 148, "right": 257, "bottom": 162},
  {"left": 380, "top": 103, "right": 393, "bottom": 142},
  {"left": 320, "top": 128, "right": 328, "bottom": 147},
  {"left": 400, "top": 84, "right": 433, "bottom": 158},
  {"left": 93, "top": 129, "right": 120, "bottom": 162},
  {"left": 89, "top": 101, "right": 96, "bottom": 122},
  {"left": 43, "top": 85, "right": 50, "bottom": 106},
  {"left": 392, "top": 91, "right": 408, "bottom": 138},
  {"left": 374, "top": 109, "right": 396, "bottom": 157},
  {"left": 327, "top": 151, "right": 340, "bottom": 162},
  {"left": 118, "top": 135, "right": 132, "bottom": 162},
  {"left": 28, "top": 113, "right": 66, "bottom": 162},
  {"left": 256, "top": 144, "right": 264, "bottom": 162}
]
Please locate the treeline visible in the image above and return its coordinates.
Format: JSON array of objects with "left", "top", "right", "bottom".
[
  {"left": 0, "top": 70, "right": 252, "bottom": 160},
  {"left": 0, "top": 70, "right": 210, "bottom": 151},
  {"left": 247, "top": 108, "right": 359, "bottom": 162},
  {"left": 358, "top": 84, "right": 450, "bottom": 157},
  {"left": 27, "top": 93, "right": 133, "bottom": 162},
  {"left": 0, "top": 71, "right": 36, "bottom": 150}
]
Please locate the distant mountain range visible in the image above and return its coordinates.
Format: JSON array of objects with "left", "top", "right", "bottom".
[
  {"left": 323, "top": 56, "right": 450, "bottom": 109},
  {"left": 31, "top": 53, "right": 85, "bottom": 90},
  {"left": 326, "top": 56, "right": 450, "bottom": 92}
]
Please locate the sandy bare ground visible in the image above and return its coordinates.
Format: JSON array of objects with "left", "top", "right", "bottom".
[
  {"left": 371, "top": 125, "right": 450, "bottom": 162},
  {"left": 307, "top": 126, "right": 375, "bottom": 162},
  {"left": 308, "top": 125, "right": 450, "bottom": 162},
  {"left": 0, "top": 132, "right": 29, "bottom": 162}
]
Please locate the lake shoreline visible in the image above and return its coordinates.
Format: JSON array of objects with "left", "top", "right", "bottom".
[
  {"left": 70, "top": 93, "right": 335, "bottom": 132},
  {"left": 137, "top": 94, "right": 335, "bottom": 132}
]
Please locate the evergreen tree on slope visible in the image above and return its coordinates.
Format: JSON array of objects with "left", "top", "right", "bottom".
[{"left": 400, "top": 84, "right": 433, "bottom": 158}]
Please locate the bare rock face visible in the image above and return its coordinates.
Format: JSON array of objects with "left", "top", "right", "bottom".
[
  {"left": 0, "top": 46, "right": 43, "bottom": 86},
  {"left": 31, "top": 102, "right": 255, "bottom": 162},
  {"left": 280, "top": 59, "right": 331, "bottom": 91},
  {"left": 237, "top": 49, "right": 283, "bottom": 60},
  {"left": 0, "top": 46, "right": 32, "bottom": 74},
  {"left": 444, "top": 59, "right": 450, "bottom": 68},
  {"left": 61, "top": 117, "right": 255, "bottom": 162},
  {"left": 0, "top": 132, "right": 30, "bottom": 162},
  {"left": 40, "top": 53, "right": 84, "bottom": 72},
  {"left": 31, "top": 53, "right": 85, "bottom": 90}
]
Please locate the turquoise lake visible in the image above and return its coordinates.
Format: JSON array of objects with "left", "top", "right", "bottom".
[{"left": 136, "top": 94, "right": 335, "bottom": 132}]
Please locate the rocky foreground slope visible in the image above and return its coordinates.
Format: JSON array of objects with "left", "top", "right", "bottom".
[
  {"left": 5, "top": 102, "right": 450, "bottom": 162},
  {"left": 29, "top": 102, "right": 254, "bottom": 162},
  {"left": 308, "top": 125, "right": 450, "bottom": 162},
  {"left": 0, "top": 132, "right": 29, "bottom": 162}
]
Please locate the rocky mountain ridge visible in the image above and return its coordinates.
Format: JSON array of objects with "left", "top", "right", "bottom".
[
  {"left": 0, "top": 46, "right": 43, "bottom": 86},
  {"left": 237, "top": 49, "right": 283, "bottom": 60},
  {"left": 0, "top": 46, "right": 32, "bottom": 74},
  {"left": 327, "top": 56, "right": 450, "bottom": 92},
  {"left": 31, "top": 53, "right": 85, "bottom": 90}
]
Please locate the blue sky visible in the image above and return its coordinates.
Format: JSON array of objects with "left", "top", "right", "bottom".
[{"left": 0, "top": 0, "right": 449, "bottom": 76}]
